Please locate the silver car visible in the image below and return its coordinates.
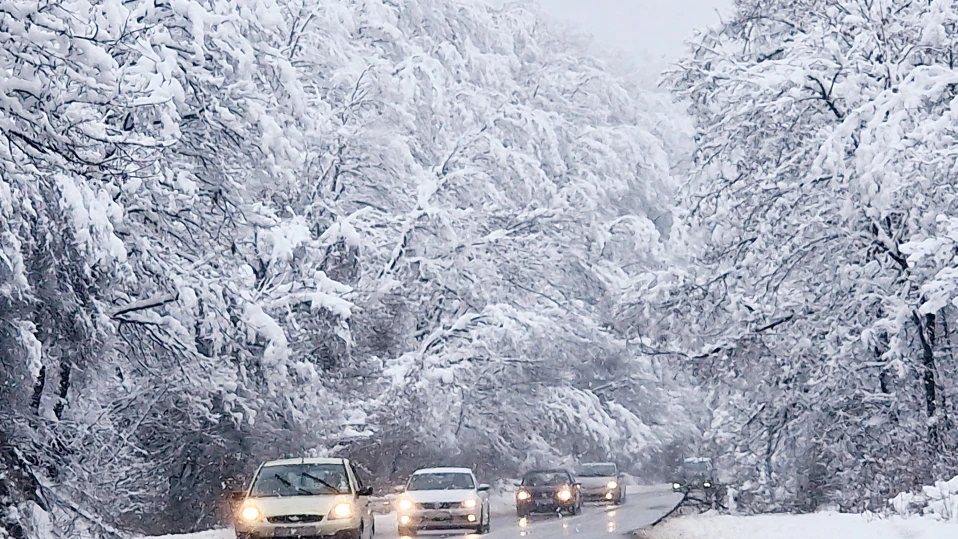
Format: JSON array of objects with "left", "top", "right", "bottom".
[{"left": 575, "top": 462, "right": 626, "bottom": 504}]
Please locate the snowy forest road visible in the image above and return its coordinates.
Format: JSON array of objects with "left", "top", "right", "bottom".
[{"left": 374, "top": 486, "right": 683, "bottom": 539}]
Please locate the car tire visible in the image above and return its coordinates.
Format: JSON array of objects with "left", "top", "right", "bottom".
[
  {"left": 397, "top": 527, "right": 417, "bottom": 537},
  {"left": 476, "top": 509, "right": 490, "bottom": 534}
]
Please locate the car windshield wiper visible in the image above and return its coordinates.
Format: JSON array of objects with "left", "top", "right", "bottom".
[
  {"left": 301, "top": 472, "right": 342, "bottom": 495},
  {"left": 273, "top": 474, "right": 317, "bottom": 496}
]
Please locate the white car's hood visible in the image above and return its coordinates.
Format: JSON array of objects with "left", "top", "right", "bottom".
[{"left": 405, "top": 489, "right": 476, "bottom": 503}]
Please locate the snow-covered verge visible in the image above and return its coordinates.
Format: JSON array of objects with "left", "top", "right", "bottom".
[
  {"left": 142, "top": 531, "right": 230, "bottom": 539},
  {"left": 889, "top": 476, "right": 958, "bottom": 521},
  {"left": 640, "top": 512, "right": 957, "bottom": 539}
]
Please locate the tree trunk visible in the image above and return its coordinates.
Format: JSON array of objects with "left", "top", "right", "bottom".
[
  {"left": 913, "top": 311, "right": 941, "bottom": 449},
  {"left": 53, "top": 357, "right": 71, "bottom": 420},
  {"left": 30, "top": 366, "right": 46, "bottom": 415}
]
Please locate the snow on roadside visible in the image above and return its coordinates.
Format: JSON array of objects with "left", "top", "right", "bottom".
[
  {"left": 139, "top": 530, "right": 232, "bottom": 539},
  {"left": 890, "top": 476, "right": 958, "bottom": 521},
  {"left": 641, "top": 512, "right": 957, "bottom": 539}
]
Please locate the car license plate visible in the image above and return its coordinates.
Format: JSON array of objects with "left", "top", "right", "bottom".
[
  {"left": 432, "top": 511, "right": 452, "bottom": 521},
  {"left": 273, "top": 526, "right": 315, "bottom": 537}
]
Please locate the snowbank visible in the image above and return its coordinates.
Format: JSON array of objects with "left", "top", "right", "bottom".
[
  {"left": 641, "top": 512, "right": 957, "bottom": 539},
  {"left": 889, "top": 476, "right": 958, "bottom": 522},
  {"left": 141, "top": 530, "right": 231, "bottom": 539}
]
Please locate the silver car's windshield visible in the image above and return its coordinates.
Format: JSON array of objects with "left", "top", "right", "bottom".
[
  {"left": 250, "top": 464, "right": 349, "bottom": 497},
  {"left": 407, "top": 473, "right": 475, "bottom": 491}
]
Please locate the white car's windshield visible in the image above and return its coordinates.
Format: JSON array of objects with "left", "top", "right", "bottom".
[
  {"left": 577, "top": 464, "right": 616, "bottom": 477},
  {"left": 407, "top": 472, "right": 475, "bottom": 491},
  {"left": 250, "top": 464, "right": 349, "bottom": 497}
]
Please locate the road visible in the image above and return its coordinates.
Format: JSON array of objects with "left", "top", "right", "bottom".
[{"left": 374, "top": 486, "right": 683, "bottom": 539}]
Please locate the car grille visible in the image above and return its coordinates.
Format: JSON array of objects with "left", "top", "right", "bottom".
[
  {"left": 417, "top": 502, "right": 459, "bottom": 510},
  {"left": 266, "top": 515, "right": 325, "bottom": 524}
]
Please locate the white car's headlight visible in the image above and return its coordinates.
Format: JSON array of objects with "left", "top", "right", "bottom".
[
  {"left": 462, "top": 498, "right": 478, "bottom": 508},
  {"left": 556, "top": 488, "right": 572, "bottom": 501},
  {"left": 239, "top": 505, "right": 262, "bottom": 522},
  {"left": 328, "top": 503, "right": 354, "bottom": 520},
  {"left": 607, "top": 480, "right": 618, "bottom": 490},
  {"left": 398, "top": 499, "right": 414, "bottom": 511}
]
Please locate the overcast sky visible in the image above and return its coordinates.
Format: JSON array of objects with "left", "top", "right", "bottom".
[{"left": 536, "top": 0, "right": 732, "bottom": 63}]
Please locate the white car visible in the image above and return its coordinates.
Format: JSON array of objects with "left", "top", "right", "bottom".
[
  {"left": 233, "top": 457, "right": 375, "bottom": 539},
  {"left": 393, "top": 467, "right": 491, "bottom": 536}
]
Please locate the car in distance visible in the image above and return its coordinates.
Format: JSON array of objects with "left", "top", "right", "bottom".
[
  {"left": 515, "top": 469, "right": 582, "bottom": 517},
  {"left": 671, "top": 457, "right": 716, "bottom": 493},
  {"left": 393, "top": 467, "right": 490, "bottom": 536},
  {"left": 233, "top": 457, "right": 375, "bottom": 539},
  {"left": 575, "top": 462, "right": 626, "bottom": 504}
]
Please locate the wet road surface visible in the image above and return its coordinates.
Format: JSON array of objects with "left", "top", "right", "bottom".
[{"left": 375, "top": 486, "right": 682, "bottom": 539}]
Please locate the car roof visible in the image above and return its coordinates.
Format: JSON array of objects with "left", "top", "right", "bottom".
[
  {"left": 262, "top": 457, "right": 346, "bottom": 467},
  {"left": 412, "top": 467, "right": 474, "bottom": 475},
  {"left": 524, "top": 469, "right": 572, "bottom": 474}
]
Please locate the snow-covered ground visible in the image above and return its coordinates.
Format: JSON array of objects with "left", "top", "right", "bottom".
[{"left": 641, "top": 512, "right": 957, "bottom": 539}]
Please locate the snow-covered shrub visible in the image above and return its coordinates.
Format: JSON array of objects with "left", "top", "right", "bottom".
[{"left": 889, "top": 477, "right": 958, "bottom": 522}]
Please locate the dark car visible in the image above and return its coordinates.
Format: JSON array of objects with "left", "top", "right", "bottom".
[
  {"left": 671, "top": 457, "right": 716, "bottom": 492},
  {"left": 515, "top": 469, "right": 582, "bottom": 517}
]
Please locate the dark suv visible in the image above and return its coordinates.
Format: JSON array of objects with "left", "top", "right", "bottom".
[
  {"left": 515, "top": 469, "right": 582, "bottom": 517},
  {"left": 671, "top": 457, "right": 716, "bottom": 492}
]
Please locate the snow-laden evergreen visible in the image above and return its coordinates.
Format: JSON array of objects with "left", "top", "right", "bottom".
[{"left": 0, "top": 0, "right": 691, "bottom": 536}]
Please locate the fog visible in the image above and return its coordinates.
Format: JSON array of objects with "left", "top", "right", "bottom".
[{"left": 536, "top": 0, "right": 732, "bottom": 61}]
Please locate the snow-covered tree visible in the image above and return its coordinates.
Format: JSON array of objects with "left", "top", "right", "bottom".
[
  {"left": 665, "top": 0, "right": 958, "bottom": 511},
  {"left": 1, "top": 0, "right": 692, "bottom": 536}
]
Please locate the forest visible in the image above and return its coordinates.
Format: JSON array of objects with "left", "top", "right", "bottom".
[{"left": 1, "top": 0, "right": 957, "bottom": 537}]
